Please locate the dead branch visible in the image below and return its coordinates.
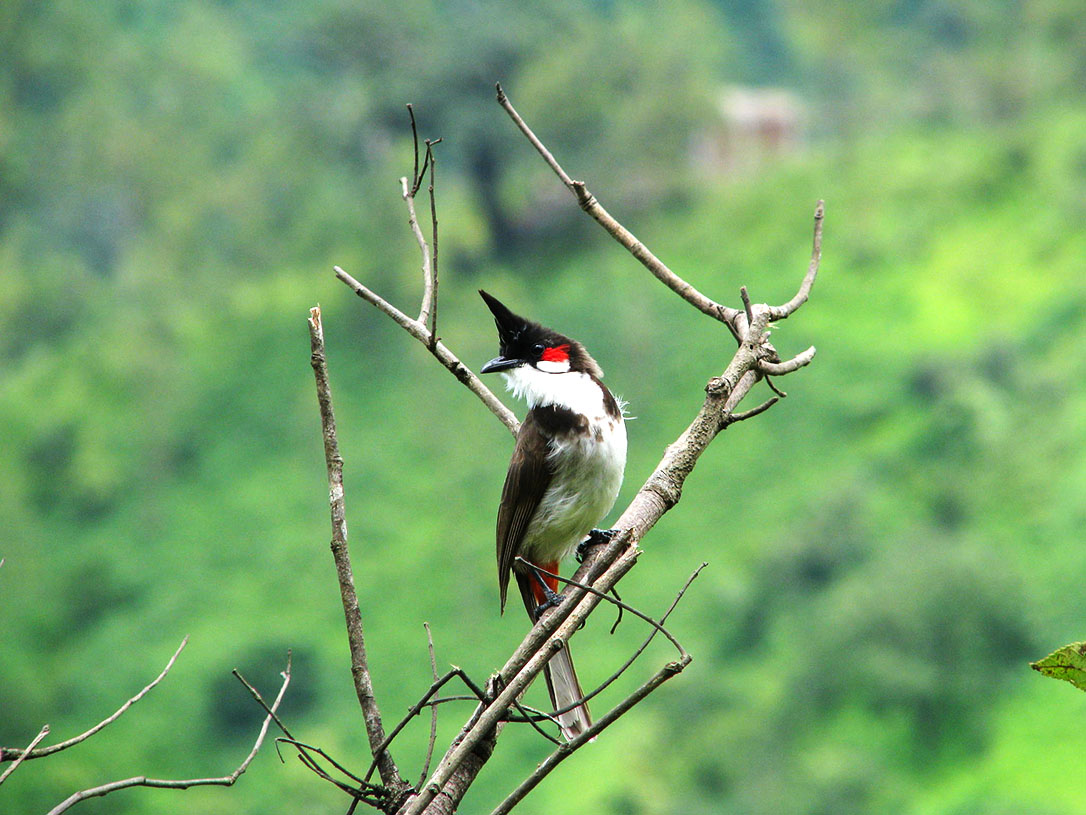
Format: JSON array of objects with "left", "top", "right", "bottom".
[
  {"left": 334, "top": 266, "right": 518, "bottom": 435},
  {"left": 1, "top": 637, "right": 189, "bottom": 764},
  {"left": 419, "top": 624, "right": 440, "bottom": 787},
  {"left": 332, "top": 110, "right": 514, "bottom": 435},
  {"left": 489, "top": 658, "right": 689, "bottom": 815},
  {"left": 46, "top": 658, "right": 291, "bottom": 814},
  {"left": 0, "top": 726, "right": 48, "bottom": 786},
  {"left": 309, "top": 305, "right": 405, "bottom": 795},
  {"left": 517, "top": 558, "right": 689, "bottom": 658},
  {"left": 522, "top": 561, "right": 706, "bottom": 726},
  {"left": 496, "top": 82, "right": 741, "bottom": 331},
  {"left": 426, "top": 141, "right": 440, "bottom": 350},
  {"left": 759, "top": 346, "right": 817, "bottom": 376},
  {"left": 767, "top": 200, "right": 824, "bottom": 320},
  {"left": 402, "top": 176, "right": 434, "bottom": 328}
]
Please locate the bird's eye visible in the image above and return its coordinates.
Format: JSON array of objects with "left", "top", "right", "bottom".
[{"left": 532, "top": 343, "right": 545, "bottom": 356}]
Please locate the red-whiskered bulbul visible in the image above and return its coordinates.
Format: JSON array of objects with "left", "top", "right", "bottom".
[{"left": 479, "top": 290, "right": 627, "bottom": 741}]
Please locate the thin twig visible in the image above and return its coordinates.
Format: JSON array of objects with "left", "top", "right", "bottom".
[
  {"left": 0, "top": 726, "right": 49, "bottom": 785},
  {"left": 767, "top": 200, "right": 824, "bottom": 319},
  {"left": 740, "top": 286, "right": 754, "bottom": 333},
  {"left": 765, "top": 376, "right": 787, "bottom": 398},
  {"left": 364, "top": 667, "right": 488, "bottom": 784},
  {"left": 276, "top": 739, "right": 374, "bottom": 790},
  {"left": 2, "top": 637, "right": 189, "bottom": 763},
  {"left": 235, "top": 665, "right": 358, "bottom": 799},
  {"left": 530, "top": 562, "right": 706, "bottom": 722},
  {"left": 725, "top": 396, "right": 780, "bottom": 424},
  {"left": 511, "top": 698, "right": 563, "bottom": 745},
  {"left": 419, "top": 624, "right": 441, "bottom": 788},
  {"left": 402, "top": 176, "right": 434, "bottom": 328},
  {"left": 489, "top": 657, "right": 692, "bottom": 815},
  {"left": 309, "top": 306, "right": 402, "bottom": 792},
  {"left": 495, "top": 82, "right": 740, "bottom": 328},
  {"left": 427, "top": 142, "right": 439, "bottom": 351},
  {"left": 233, "top": 664, "right": 294, "bottom": 740},
  {"left": 758, "top": 346, "right": 816, "bottom": 376},
  {"left": 516, "top": 557, "right": 688, "bottom": 658},
  {"left": 46, "top": 661, "right": 291, "bottom": 814},
  {"left": 334, "top": 267, "right": 519, "bottom": 435},
  {"left": 277, "top": 740, "right": 387, "bottom": 807},
  {"left": 407, "top": 104, "right": 420, "bottom": 191}
]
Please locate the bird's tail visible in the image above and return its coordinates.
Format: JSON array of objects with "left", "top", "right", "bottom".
[
  {"left": 543, "top": 643, "right": 592, "bottom": 741},
  {"left": 517, "top": 562, "right": 592, "bottom": 741}
]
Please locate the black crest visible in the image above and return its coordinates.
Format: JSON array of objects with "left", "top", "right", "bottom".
[{"left": 478, "top": 290, "right": 603, "bottom": 377}]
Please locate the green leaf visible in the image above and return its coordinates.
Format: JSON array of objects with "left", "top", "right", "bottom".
[{"left": 1031, "top": 642, "right": 1086, "bottom": 692}]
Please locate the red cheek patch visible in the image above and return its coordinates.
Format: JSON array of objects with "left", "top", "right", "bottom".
[{"left": 541, "top": 344, "right": 570, "bottom": 362}]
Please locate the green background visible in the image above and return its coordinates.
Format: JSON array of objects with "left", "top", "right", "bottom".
[{"left": 2, "top": 1, "right": 1085, "bottom": 813}]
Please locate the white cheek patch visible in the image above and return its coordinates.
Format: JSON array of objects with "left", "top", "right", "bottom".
[{"left": 536, "top": 359, "right": 571, "bottom": 374}]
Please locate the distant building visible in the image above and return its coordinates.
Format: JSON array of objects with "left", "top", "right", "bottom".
[{"left": 691, "top": 86, "right": 805, "bottom": 175}]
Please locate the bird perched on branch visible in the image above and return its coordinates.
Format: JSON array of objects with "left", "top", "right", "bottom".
[{"left": 479, "top": 290, "right": 627, "bottom": 740}]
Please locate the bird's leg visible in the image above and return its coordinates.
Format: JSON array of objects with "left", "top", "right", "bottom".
[
  {"left": 527, "top": 561, "right": 563, "bottom": 618},
  {"left": 576, "top": 527, "right": 617, "bottom": 563}
]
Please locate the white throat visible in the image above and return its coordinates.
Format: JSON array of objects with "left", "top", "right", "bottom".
[{"left": 502, "top": 365, "right": 608, "bottom": 418}]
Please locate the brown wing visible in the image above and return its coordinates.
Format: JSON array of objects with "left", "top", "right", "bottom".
[{"left": 496, "top": 411, "right": 554, "bottom": 613}]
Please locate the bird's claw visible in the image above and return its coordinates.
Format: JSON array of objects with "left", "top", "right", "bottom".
[
  {"left": 533, "top": 592, "right": 563, "bottom": 618},
  {"left": 576, "top": 528, "right": 618, "bottom": 562}
]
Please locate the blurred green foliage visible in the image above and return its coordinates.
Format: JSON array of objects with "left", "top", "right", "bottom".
[{"left": 2, "top": 1, "right": 1085, "bottom": 813}]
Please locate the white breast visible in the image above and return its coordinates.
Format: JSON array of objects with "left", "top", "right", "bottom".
[{"left": 503, "top": 366, "right": 628, "bottom": 563}]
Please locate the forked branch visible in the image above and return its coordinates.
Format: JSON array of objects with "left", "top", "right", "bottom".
[
  {"left": 496, "top": 82, "right": 741, "bottom": 330},
  {"left": 1, "top": 637, "right": 189, "bottom": 765},
  {"left": 46, "top": 658, "right": 291, "bottom": 814}
]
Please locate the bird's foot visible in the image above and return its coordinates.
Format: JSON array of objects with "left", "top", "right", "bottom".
[
  {"left": 533, "top": 590, "right": 563, "bottom": 619},
  {"left": 576, "top": 527, "right": 618, "bottom": 563}
]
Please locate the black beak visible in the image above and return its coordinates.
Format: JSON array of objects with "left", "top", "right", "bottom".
[{"left": 481, "top": 355, "right": 521, "bottom": 374}]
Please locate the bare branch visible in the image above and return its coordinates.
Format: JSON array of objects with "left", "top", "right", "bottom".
[
  {"left": 2, "top": 637, "right": 189, "bottom": 764},
  {"left": 46, "top": 661, "right": 291, "bottom": 814},
  {"left": 334, "top": 267, "right": 519, "bottom": 435},
  {"left": 767, "top": 200, "right": 824, "bottom": 319},
  {"left": 725, "top": 396, "right": 780, "bottom": 424},
  {"left": 0, "top": 726, "right": 49, "bottom": 785},
  {"left": 309, "top": 305, "right": 403, "bottom": 792},
  {"left": 399, "top": 533, "right": 638, "bottom": 815},
  {"left": 233, "top": 664, "right": 294, "bottom": 741},
  {"left": 740, "top": 285, "right": 754, "bottom": 333},
  {"left": 489, "top": 657, "right": 691, "bottom": 815},
  {"left": 537, "top": 562, "right": 707, "bottom": 722},
  {"left": 365, "top": 667, "right": 486, "bottom": 785},
  {"left": 401, "top": 175, "right": 434, "bottom": 329},
  {"left": 758, "top": 345, "right": 816, "bottom": 376},
  {"left": 495, "top": 82, "right": 739, "bottom": 328},
  {"left": 407, "top": 104, "right": 420, "bottom": 192},
  {"left": 517, "top": 557, "right": 688, "bottom": 659},
  {"left": 426, "top": 143, "right": 440, "bottom": 351},
  {"left": 419, "top": 623, "right": 440, "bottom": 788},
  {"left": 235, "top": 659, "right": 375, "bottom": 796}
]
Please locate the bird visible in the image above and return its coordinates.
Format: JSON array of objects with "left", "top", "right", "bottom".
[{"left": 478, "top": 289, "right": 627, "bottom": 740}]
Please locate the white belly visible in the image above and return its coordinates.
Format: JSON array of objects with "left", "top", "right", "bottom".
[{"left": 521, "top": 416, "right": 627, "bottom": 563}]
